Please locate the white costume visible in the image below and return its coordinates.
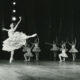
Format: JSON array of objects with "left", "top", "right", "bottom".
[
  {"left": 2, "top": 30, "right": 28, "bottom": 52},
  {"left": 59, "top": 48, "right": 68, "bottom": 58},
  {"left": 32, "top": 43, "right": 41, "bottom": 53},
  {"left": 50, "top": 44, "right": 58, "bottom": 51},
  {"left": 24, "top": 47, "right": 33, "bottom": 57},
  {"left": 69, "top": 44, "right": 78, "bottom": 53}
]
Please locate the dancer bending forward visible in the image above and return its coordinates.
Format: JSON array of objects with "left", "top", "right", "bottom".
[
  {"left": 23, "top": 43, "right": 34, "bottom": 62},
  {"left": 59, "top": 45, "right": 68, "bottom": 62}
]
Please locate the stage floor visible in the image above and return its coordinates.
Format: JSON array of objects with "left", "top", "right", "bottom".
[{"left": 0, "top": 60, "right": 80, "bottom": 80}]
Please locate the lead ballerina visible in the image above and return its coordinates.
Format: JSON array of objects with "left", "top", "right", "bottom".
[{"left": 2, "top": 17, "right": 37, "bottom": 63}]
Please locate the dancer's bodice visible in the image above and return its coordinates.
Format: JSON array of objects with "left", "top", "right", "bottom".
[
  {"left": 52, "top": 44, "right": 57, "bottom": 48},
  {"left": 8, "top": 29, "right": 14, "bottom": 37},
  {"left": 61, "top": 48, "right": 66, "bottom": 53},
  {"left": 72, "top": 45, "right": 75, "bottom": 49},
  {"left": 27, "top": 48, "right": 31, "bottom": 53}
]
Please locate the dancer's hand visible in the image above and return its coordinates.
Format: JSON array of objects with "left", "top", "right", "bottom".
[
  {"left": 32, "top": 33, "right": 37, "bottom": 37},
  {"left": 19, "top": 17, "right": 22, "bottom": 20},
  {"left": 2, "top": 28, "right": 5, "bottom": 30},
  {"left": 2, "top": 28, "right": 8, "bottom": 31}
]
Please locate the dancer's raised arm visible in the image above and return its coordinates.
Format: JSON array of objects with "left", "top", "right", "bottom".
[
  {"left": 68, "top": 41, "right": 72, "bottom": 46},
  {"left": 13, "top": 17, "right": 22, "bottom": 31},
  {"left": 74, "top": 38, "right": 76, "bottom": 44},
  {"left": 37, "top": 36, "right": 39, "bottom": 44}
]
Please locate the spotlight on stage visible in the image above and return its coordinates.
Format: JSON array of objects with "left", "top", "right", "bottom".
[
  {"left": 13, "top": 2, "right": 16, "bottom": 5},
  {"left": 12, "top": 16, "right": 17, "bottom": 21},
  {"left": 13, "top": 10, "right": 16, "bottom": 13}
]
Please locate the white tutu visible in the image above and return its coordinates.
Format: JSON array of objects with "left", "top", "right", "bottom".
[
  {"left": 59, "top": 49, "right": 68, "bottom": 57},
  {"left": 50, "top": 45, "right": 58, "bottom": 51},
  {"left": 69, "top": 48, "right": 78, "bottom": 53},
  {"left": 24, "top": 52, "right": 33, "bottom": 57},
  {"left": 59, "top": 53, "right": 68, "bottom": 58},
  {"left": 32, "top": 47, "right": 41, "bottom": 53},
  {"left": 69, "top": 45, "right": 78, "bottom": 53},
  {"left": 2, "top": 31, "right": 27, "bottom": 52}
]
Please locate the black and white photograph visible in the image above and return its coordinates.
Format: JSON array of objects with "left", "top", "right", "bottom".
[{"left": 0, "top": 0, "right": 80, "bottom": 80}]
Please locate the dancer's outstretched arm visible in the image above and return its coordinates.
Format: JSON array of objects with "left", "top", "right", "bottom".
[
  {"left": 2, "top": 28, "right": 9, "bottom": 31},
  {"left": 13, "top": 17, "right": 22, "bottom": 31}
]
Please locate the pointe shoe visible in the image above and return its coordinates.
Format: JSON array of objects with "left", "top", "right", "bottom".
[
  {"left": 63, "top": 60, "right": 65, "bottom": 62},
  {"left": 27, "top": 59, "right": 30, "bottom": 61},
  {"left": 24, "top": 60, "right": 28, "bottom": 62},
  {"left": 59, "top": 60, "right": 62, "bottom": 62},
  {"left": 9, "top": 60, "right": 12, "bottom": 63},
  {"left": 9, "top": 58, "right": 13, "bottom": 63}
]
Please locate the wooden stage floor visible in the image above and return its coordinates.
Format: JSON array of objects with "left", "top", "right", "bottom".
[{"left": 0, "top": 60, "right": 80, "bottom": 80}]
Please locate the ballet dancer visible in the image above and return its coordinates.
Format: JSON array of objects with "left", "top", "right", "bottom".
[
  {"left": 45, "top": 41, "right": 59, "bottom": 60},
  {"left": 2, "top": 17, "right": 37, "bottom": 63},
  {"left": 23, "top": 43, "right": 33, "bottom": 62},
  {"left": 68, "top": 39, "right": 78, "bottom": 61},
  {"left": 58, "top": 42, "right": 68, "bottom": 62},
  {"left": 32, "top": 37, "right": 41, "bottom": 61}
]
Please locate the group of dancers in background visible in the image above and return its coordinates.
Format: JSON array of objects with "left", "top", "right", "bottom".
[
  {"left": 45, "top": 39, "right": 78, "bottom": 62},
  {"left": 2, "top": 17, "right": 79, "bottom": 63}
]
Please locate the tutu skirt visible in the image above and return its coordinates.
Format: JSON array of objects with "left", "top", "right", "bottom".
[
  {"left": 69, "top": 48, "right": 78, "bottom": 53},
  {"left": 59, "top": 49, "right": 68, "bottom": 58},
  {"left": 50, "top": 47, "right": 58, "bottom": 51},
  {"left": 2, "top": 31, "right": 27, "bottom": 52},
  {"left": 24, "top": 52, "right": 33, "bottom": 57},
  {"left": 32, "top": 47, "right": 41, "bottom": 53},
  {"left": 59, "top": 52, "right": 68, "bottom": 58}
]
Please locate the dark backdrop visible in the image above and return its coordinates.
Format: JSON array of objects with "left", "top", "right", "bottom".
[{"left": 0, "top": 0, "right": 80, "bottom": 60}]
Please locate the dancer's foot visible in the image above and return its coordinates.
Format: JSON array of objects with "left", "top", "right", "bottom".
[
  {"left": 27, "top": 59, "right": 30, "bottom": 61},
  {"left": 62, "top": 60, "right": 65, "bottom": 62},
  {"left": 24, "top": 59, "right": 27, "bottom": 62},
  {"left": 59, "top": 60, "right": 62, "bottom": 62},
  {"left": 63, "top": 59, "right": 65, "bottom": 62},
  {"left": 9, "top": 59, "right": 12, "bottom": 63}
]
